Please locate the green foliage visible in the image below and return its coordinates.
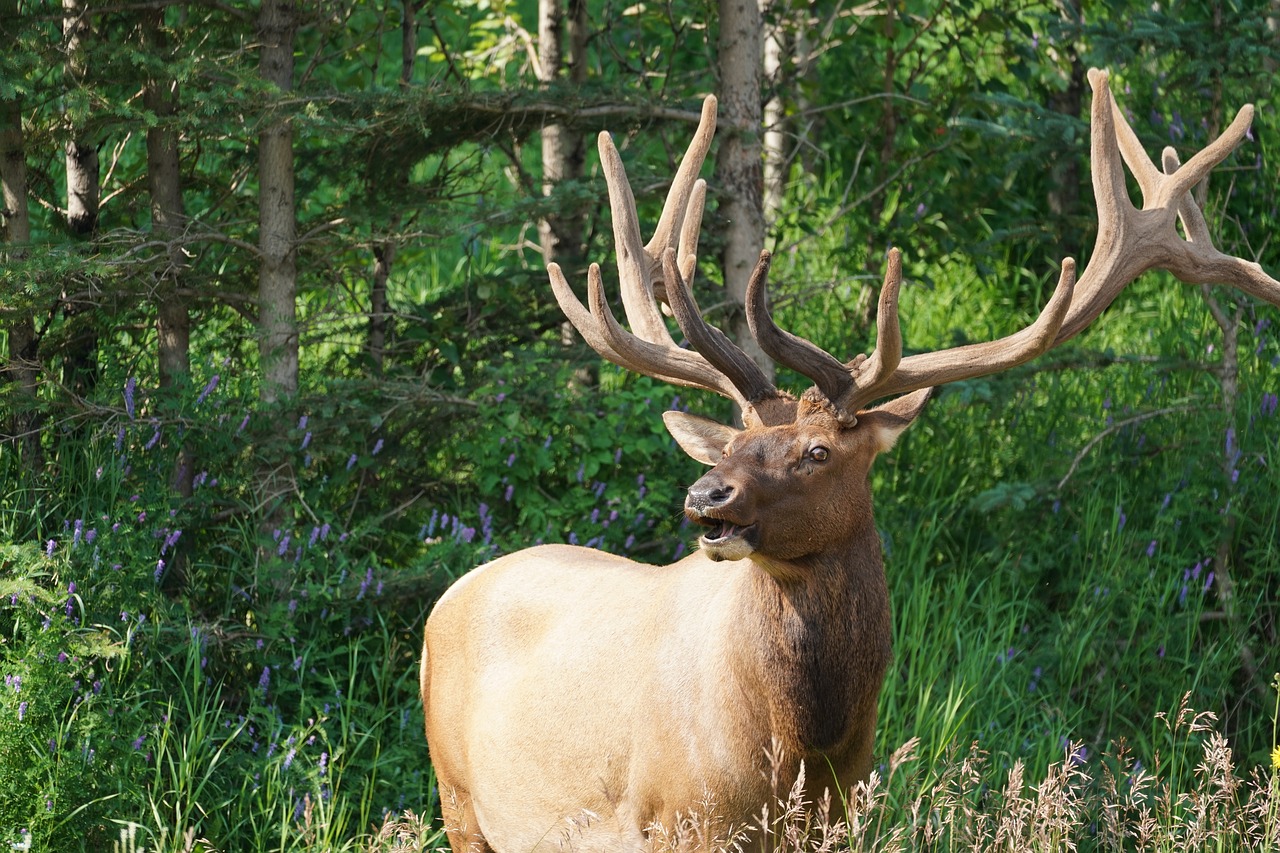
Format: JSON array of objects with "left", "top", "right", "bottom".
[{"left": 3, "top": 0, "right": 1280, "bottom": 849}]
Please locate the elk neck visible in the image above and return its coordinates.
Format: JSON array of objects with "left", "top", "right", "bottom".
[{"left": 732, "top": 516, "right": 892, "bottom": 757}]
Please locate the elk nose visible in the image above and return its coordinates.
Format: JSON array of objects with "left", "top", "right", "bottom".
[{"left": 686, "top": 476, "right": 734, "bottom": 512}]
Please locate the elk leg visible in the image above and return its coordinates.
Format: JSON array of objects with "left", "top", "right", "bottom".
[{"left": 439, "top": 783, "right": 492, "bottom": 853}]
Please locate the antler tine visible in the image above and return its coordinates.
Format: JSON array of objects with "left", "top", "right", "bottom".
[
  {"left": 746, "top": 251, "right": 851, "bottom": 407},
  {"left": 585, "top": 262, "right": 752, "bottom": 408},
  {"left": 665, "top": 248, "right": 779, "bottom": 408},
  {"left": 595, "top": 96, "right": 718, "bottom": 345},
  {"left": 1052, "top": 69, "right": 1280, "bottom": 343},
  {"left": 649, "top": 96, "right": 718, "bottom": 275},
  {"left": 854, "top": 258, "right": 1078, "bottom": 404},
  {"left": 598, "top": 131, "right": 675, "bottom": 346},
  {"left": 842, "top": 249, "right": 905, "bottom": 413},
  {"left": 746, "top": 249, "right": 905, "bottom": 423}
]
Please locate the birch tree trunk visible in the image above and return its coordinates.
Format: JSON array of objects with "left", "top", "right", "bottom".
[
  {"left": 761, "top": 0, "right": 785, "bottom": 228},
  {"left": 258, "top": 0, "right": 298, "bottom": 405},
  {"left": 716, "top": 0, "right": 772, "bottom": 382}
]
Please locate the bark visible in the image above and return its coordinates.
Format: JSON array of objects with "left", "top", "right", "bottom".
[
  {"left": 760, "top": 0, "right": 785, "bottom": 227},
  {"left": 258, "top": 0, "right": 298, "bottom": 404},
  {"left": 537, "top": 0, "right": 588, "bottom": 266},
  {"left": 537, "top": 0, "right": 593, "bottom": 383},
  {"left": 716, "top": 0, "right": 772, "bottom": 382},
  {"left": 1, "top": 91, "right": 42, "bottom": 473},
  {"left": 369, "top": 242, "right": 392, "bottom": 371},
  {"left": 61, "top": 0, "right": 100, "bottom": 398},
  {"left": 367, "top": 0, "right": 417, "bottom": 373},
  {"left": 63, "top": 0, "right": 99, "bottom": 237},
  {"left": 858, "top": 0, "right": 898, "bottom": 328},
  {"left": 143, "top": 7, "right": 194, "bottom": 558},
  {"left": 1045, "top": 42, "right": 1084, "bottom": 261}
]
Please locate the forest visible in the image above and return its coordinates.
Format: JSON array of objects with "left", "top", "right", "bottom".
[{"left": 1, "top": 0, "right": 1279, "bottom": 849}]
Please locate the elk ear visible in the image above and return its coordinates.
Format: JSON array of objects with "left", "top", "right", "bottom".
[
  {"left": 662, "top": 411, "right": 740, "bottom": 465},
  {"left": 857, "top": 387, "right": 933, "bottom": 454}
]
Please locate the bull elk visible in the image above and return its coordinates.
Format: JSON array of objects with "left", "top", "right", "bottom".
[{"left": 421, "top": 69, "right": 1280, "bottom": 851}]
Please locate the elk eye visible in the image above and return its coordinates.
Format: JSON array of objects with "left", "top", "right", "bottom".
[{"left": 809, "top": 446, "right": 829, "bottom": 463}]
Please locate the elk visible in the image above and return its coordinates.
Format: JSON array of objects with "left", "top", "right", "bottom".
[{"left": 421, "top": 69, "right": 1280, "bottom": 852}]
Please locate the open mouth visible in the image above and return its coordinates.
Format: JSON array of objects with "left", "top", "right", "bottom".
[
  {"left": 689, "top": 515, "right": 757, "bottom": 561},
  {"left": 700, "top": 519, "right": 754, "bottom": 545}
]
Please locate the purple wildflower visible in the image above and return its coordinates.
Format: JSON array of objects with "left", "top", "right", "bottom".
[
  {"left": 45, "top": 539, "right": 55, "bottom": 557},
  {"left": 301, "top": 431, "right": 311, "bottom": 450},
  {"left": 259, "top": 667, "right": 270, "bottom": 695},
  {"left": 298, "top": 414, "right": 308, "bottom": 430},
  {"left": 284, "top": 748, "right": 296, "bottom": 770},
  {"left": 154, "top": 559, "right": 165, "bottom": 583},
  {"left": 372, "top": 438, "right": 384, "bottom": 455},
  {"left": 1262, "top": 393, "right": 1278, "bottom": 417},
  {"left": 123, "top": 377, "right": 137, "bottom": 418},
  {"left": 347, "top": 453, "right": 358, "bottom": 470},
  {"left": 18, "top": 702, "right": 27, "bottom": 721},
  {"left": 318, "top": 751, "right": 328, "bottom": 776},
  {"left": 504, "top": 485, "right": 514, "bottom": 502},
  {"left": 1146, "top": 540, "right": 1157, "bottom": 558},
  {"left": 195, "top": 374, "right": 219, "bottom": 405},
  {"left": 132, "top": 735, "right": 146, "bottom": 751}
]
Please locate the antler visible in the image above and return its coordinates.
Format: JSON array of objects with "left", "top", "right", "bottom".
[
  {"left": 550, "top": 72, "right": 1280, "bottom": 430},
  {"left": 549, "top": 96, "right": 793, "bottom": 425},
  {"left": 746, "top": 68, "right": 1280, "bottom": 420}
]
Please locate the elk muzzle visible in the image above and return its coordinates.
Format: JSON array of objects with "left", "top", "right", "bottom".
[{"left": 685, "top": 470, "right": 757, "bottom": 562}]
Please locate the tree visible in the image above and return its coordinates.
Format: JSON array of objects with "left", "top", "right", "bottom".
[
  {"left": 257, "top": 0, "right": 298, "bottom": 406},
  {"left": 716, "top": 0, "right": 771, "bottom": 381},
  {"left": 1, "top": 70, "right": 40, "bottom": 473},
  {"left": 61, "top": 0, "right": 101, "bottom": 399}
]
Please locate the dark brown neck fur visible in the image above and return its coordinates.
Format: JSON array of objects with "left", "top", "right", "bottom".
[{"left": 744, "top": 521, "right": 892, "bottom": 756}]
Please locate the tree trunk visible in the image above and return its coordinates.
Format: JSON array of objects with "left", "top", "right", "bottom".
[
  {"left": 1044, "top": 0, "right": 1084, "bottom": 262},
  {"left": 258, "top": 0, "right": 298, "bottom": 405},
  {"left": 537, "top": 0, "right": 588, "bottom": 267},
  {"left": 62, "top": 0, "right": 100, "bottom": 398},
  {"left": 367, "top": 0, "right": 417, "bottom": 373},
  {"left": 761, "top": 0, "right": 785, "bottom": 227},
  {"left": 143, "top": 9, "right": 193, "bottom": 591},
  {"left": 1, "top": 88, "right": 42, "bottom": 474},
  {"left": 716, "top": 0, "right": 772, "bottom": 383},
  {"left": 538, "top": 0, "right": 593, "bottom": 383}
]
